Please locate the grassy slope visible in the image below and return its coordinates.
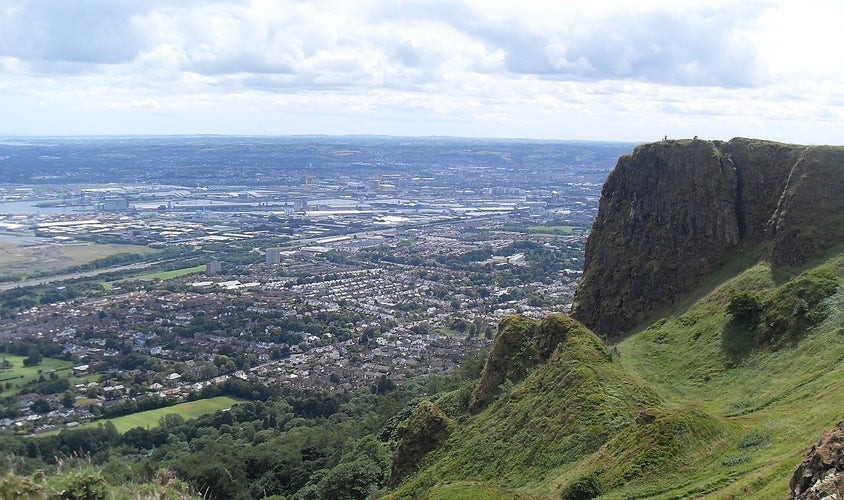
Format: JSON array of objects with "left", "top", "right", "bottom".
[
  {"left": 611, "top": 255, "right": 844, "bottom": 498},
  {"left": 390, "top": 254, "right": 844, "bottom": 499},
  {"left": 390, "top": 315, "right": 662, "bottom": 499}
]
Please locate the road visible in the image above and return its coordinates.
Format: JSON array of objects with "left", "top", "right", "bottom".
[{"left": 0, "top": 261, "right": 161, "bottom": 292}]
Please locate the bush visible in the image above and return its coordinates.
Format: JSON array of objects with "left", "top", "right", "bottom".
[
  {"left": 759, "top": 268, "right": 839, "bottom": 344},
  {"left": 316, "top": 459, "right": 383, "bottom": 500},
  {"left": 727, "top": 291, "right": 763, "bottom": 329},
  {"left": 56, "top": 469, "right": 108, "bottom": 500},
  {"left": 0, "top": 472, "right": 44, "bottom": 499},
  {"left": 560, "top": 475, "right": 602, "bottom": 500}
]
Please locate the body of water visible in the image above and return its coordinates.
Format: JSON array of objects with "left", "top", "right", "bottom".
[{"left": 0, "top": 200, "right": 96, "bottom": 216}]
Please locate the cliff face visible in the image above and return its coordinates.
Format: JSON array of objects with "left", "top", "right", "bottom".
[{"left": 571, "top": 138, "right": 844, "bottom": 338}]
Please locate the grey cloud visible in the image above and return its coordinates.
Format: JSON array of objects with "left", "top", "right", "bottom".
[
  {"left": 0, "top": 0, "right": 151, "bottom": 65},
  {"left": 426, "top": 2, "right": 770, "bottom": 88},
  {"left": 0, "top": 0, "right": 247, "bottom": 68},
  {"left": 184, "top": 55, "right": 296, "bottom": 77},
  {"left": 0, "top": 0, "right": 771, "bottom": 91},
  {"left": 393, "top": 41, "right": 421, "bottom": 68},
  {"left": 556, "top": 7, "right": 766, "bottom": 87}
]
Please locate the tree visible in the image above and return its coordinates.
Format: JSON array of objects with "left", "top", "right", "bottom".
[
  {"left": 61, "top": 391, "right": 75, "bottom": 409},
  {"left": 30, "top": 398, "right": 51, "bottom": 414},
  {"left": 373, "top": 375, "right": 396, "bottom": 395},
  {"left": 467, "top": 324, "right": 477, "bottom": 338},
  {"left": 316, "top": 459, "right": 384, "bottom": 499},
  {"left": 23, "top": 348, "right": 42, "bottom": 367}
]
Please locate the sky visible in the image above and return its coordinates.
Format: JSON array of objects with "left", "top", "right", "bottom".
[{"left": 0, "top": 0, "right": 842, "bottom": 143}]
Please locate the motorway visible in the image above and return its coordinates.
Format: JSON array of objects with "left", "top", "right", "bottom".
[{"left": 0, "top": 261, "right": 161, "bottom": 292}]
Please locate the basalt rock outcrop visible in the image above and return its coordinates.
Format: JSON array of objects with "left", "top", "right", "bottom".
[
  {"left": 789, "top": 416, "right": 844, "bottom": 499},
  {"left": 571, "top": 138, "right": 844, "bottom": 338},
  {"left": 468, "top": 313, "right": 574, "bottom": 414},
  {"left": 389, "top": 401, "right": 453, "bottom": 486}
]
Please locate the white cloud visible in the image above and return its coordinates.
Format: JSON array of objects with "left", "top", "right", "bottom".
[{"left": 0, "top": 0, "right": 841, "bottom": 143}]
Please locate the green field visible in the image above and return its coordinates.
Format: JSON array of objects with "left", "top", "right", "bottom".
[
  {"left": 104, "top": 265, "right": 205, "bottom": 289},
  {"left": 0, "top": 355, "right": 72, "bottom": 391},
  {"left": 134, "top": 265, "right": 206, "bottom": 281},
  {"left": 525, "top": 225, "right": 580, "bottom": 235},
  {"left": 52, "top": 396, "right": 244, "bottom": 434}
]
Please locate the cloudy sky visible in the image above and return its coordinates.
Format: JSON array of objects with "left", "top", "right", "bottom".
[{"left": 0, "top": 0, "right": 842, "bottom": 143}]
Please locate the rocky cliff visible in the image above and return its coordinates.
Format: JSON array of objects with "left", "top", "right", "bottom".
[
  {"left": 571, "top": 138, "right": 844, "bottom": 338},
  {"left": 789, "top": 416, "right": 844, "bottom": 499}
]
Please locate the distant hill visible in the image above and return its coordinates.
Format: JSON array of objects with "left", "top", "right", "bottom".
[
  {"left": 387, "top": 138, "right": 844, "bottom": 499},
  {"left": 0, "top": 136, "right": 632, "bottom": 186}
]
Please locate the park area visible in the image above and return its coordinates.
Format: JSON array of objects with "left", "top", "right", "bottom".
[
  {"left": 44, "top": 396, "right": 244, "bottom": 435},
  {"left": 0, "top": 354, "right": 73, "bottom": 392}
]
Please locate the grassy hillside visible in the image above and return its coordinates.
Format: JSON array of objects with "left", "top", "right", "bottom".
[
  {"left": 612, "top": 255, "right": 844, "bottom": 498},
  {"left": 388, "top": 255, "right": 844, "bottom": 498},
  {"left": 389, "top": 314, "right": 662, "bottom": 498}
]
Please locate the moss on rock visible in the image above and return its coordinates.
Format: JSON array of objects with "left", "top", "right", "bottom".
[
  {"left": 390, "top": 401, "right": 453, "bottom": 486},
  {"left": 469, "top": 313, "right": 582, "bottom": 414}
]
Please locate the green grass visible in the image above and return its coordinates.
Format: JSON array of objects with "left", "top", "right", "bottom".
[
  {"left": 388, "top": 254, "right": 844, "bottom": 499},
  {"left": 608, "top": 256, "right": 844, "bottom": 498},
  {"left": 46, "top": 396, "right": 244, "bottom": 435},
  {"left": 104, "top": 265, "right": 205, "bottom": 289},
  {"left": 68, "top": 373, "right": 102, "bottom": 386},
  {"left": 137, "top": 265, "right": 206, "bottom": 281},
  {"left": 390, "top": 316, "right": 661, "bottom": 499},
  {"left": 525, "top": 225, "right": 579, "bottom": 235},
  {"left": 0, "top": 355, "right": 73, "bottom": 391},
  {"left": 422, "top": 481, "right": 538, "bottom": 499}
]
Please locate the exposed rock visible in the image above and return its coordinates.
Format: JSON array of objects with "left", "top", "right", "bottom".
[
  {"left": 572, "top": 138, "right": 844, "bottom": 337},
  {"left": 468, "top": 313, "right": 578, "bottom": 414},
  {"left": 789, "top": 417, "right": 844, "bottom": 499},
  {"left": 635, "top": 410, "right": 658, "bottom": 426},
  {"left": 389, "top": 401, "right": 452, "bottom": 486},
  {"left": 766, "top": 146, "right": 844, "bottom": 266}
]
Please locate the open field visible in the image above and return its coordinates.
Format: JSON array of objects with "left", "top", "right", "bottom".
[
  {"left": 103, "top": 265, "right": 205, "bottom": 290},
  {"left": 0, "top": 355, "right": 73, "bottom": 391},
  {"left": 48, "top": 396, "right": 245, "bottom": 435},
  {"left": 525, "top": 225, "right": 580, "bottom": 235},
  {"left": 124, "top": 265, "right": 205, "bottom": 282},
  {"left": 0, "top": 240, "right": 154, "bottom": 279}
]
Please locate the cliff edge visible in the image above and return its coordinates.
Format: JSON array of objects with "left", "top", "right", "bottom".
[{"left": 571, "top": 138, "right": 844, "bottom": 338}]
